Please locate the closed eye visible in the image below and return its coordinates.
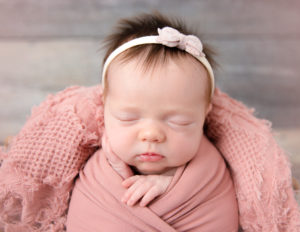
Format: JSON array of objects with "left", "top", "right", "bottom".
[
  {"left": 168, "top": 120, "right": 193, "bottom": 127},
  {"left": 115, "top": 115, "right": 139, "bottom": 123}
]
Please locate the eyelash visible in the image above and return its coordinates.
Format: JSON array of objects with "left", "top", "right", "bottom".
[
  {"left": 168, "top": 121, "right": 192, "bottom": 127},
  {"left": 114, "top": 115, "right": 192, "bottom": 127},
  {"left": 116, "top": 116, "right": 138, "bottom": 123}
]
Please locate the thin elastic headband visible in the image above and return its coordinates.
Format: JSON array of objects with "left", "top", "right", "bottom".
[{"left": 101, "top": 27, "right": 215, "bottom": 97}]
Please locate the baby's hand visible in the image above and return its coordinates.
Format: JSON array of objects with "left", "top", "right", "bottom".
[
  {"left": 121, "top": 175, "right": 172, "bottom": 207},
  {"left": 102, "top": 133, "right": 133, "bottom": 179}
]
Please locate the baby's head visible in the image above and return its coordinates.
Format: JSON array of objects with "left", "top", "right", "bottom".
[{"left": 101, "top": 13, "right": 216, "bottom": 175}]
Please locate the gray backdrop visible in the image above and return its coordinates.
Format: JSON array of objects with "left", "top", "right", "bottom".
[{"left": 0, "top": 0, "right": 299, "bottom": 179}]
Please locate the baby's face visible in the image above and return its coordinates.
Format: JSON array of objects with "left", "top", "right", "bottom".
[{"left": 104, "top": 55, "right": 211, "bottom": 175}]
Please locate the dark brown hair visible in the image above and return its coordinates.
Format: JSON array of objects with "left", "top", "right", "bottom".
[{"left": 102, "top": 12, "right": 217, "bottom": 100}]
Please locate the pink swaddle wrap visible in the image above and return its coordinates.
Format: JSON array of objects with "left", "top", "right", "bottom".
[{"left": 66, "top": 136, "right": 239, "bottom": 231}]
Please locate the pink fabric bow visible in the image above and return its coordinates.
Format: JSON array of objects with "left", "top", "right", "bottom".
[{"left": 157, "top": 27, "right": 205, "bottom": 57}]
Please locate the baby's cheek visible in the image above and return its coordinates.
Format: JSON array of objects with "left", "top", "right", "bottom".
[
  {"left": 106, "top": 126, "right": 135, "bottom": 159},
  {"left": 171, "top": 133, "right": 203, "bottom": 162}
]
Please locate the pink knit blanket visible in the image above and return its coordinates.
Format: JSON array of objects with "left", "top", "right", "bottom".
[
  {"left": 66, "top": 136, "right": 239, "bottom": 231},
  {"left": 0, "top": 85, "right": 299, "bottom": 231}
]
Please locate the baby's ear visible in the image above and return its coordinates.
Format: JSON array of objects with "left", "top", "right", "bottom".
[{"left": 205, "top": 103, "right": 213, "bottom": 116}]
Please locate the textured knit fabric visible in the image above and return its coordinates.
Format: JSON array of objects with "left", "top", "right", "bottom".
[
  {"left": 0, "top": 86, "right": 103, "bottom": 232},
  {"left": 66, "top": 136, "right": 239, "bottom": 232},
  {"left": 0, "top": 86, "right": 299, "bottom": 231}
]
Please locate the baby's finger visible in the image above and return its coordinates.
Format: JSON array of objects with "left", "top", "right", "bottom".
[
  {"left": 126, "top": 185, "right": 151, "bottom": 206},
  {"left": 122, "top": 175, "right": 140, "bottom": 188},
  {"left": 139, "top": 186, "right": 161, "bottom": 207},
  {"left": 121, "top": 179, "right": 142, "bottom": 203}
]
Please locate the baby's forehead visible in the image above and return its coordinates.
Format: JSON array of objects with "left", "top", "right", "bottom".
[
  {"left": 108, "top": 53, "right": 208, "bottom": 78},
  {"left": 104, "top": 54, "right": 210, "bottom": 105},
  {"left": 102, "top": 50, "right": 211, "bottom": 105}
]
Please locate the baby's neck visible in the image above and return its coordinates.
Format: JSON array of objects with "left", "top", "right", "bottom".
[
  {"left": 161, "top": 168, "right": 177, "bottom": 176},
  {"left": 131, "top": 166, "right": 177, "bottom": 176}
]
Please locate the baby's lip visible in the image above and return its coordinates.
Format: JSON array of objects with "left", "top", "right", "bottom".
[{"left": 137, "top": 152, "right": 164, "bottom": 162}]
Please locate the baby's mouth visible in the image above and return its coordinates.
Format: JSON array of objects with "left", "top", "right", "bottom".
[{"left": 137, "top": 152, "right": 164, "bottom": 162}]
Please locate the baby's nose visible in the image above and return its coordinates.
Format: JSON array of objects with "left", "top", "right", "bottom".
[{"left": 138, "top": 124, "right": 165, "bottom": 143}]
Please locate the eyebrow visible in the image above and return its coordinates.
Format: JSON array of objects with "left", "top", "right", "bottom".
[
  {"left": 114, "top": 106, "right": 196, "bottom": 119},
  {"left": 114, "top": 105, "right": 140, "bottom": 112}
]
